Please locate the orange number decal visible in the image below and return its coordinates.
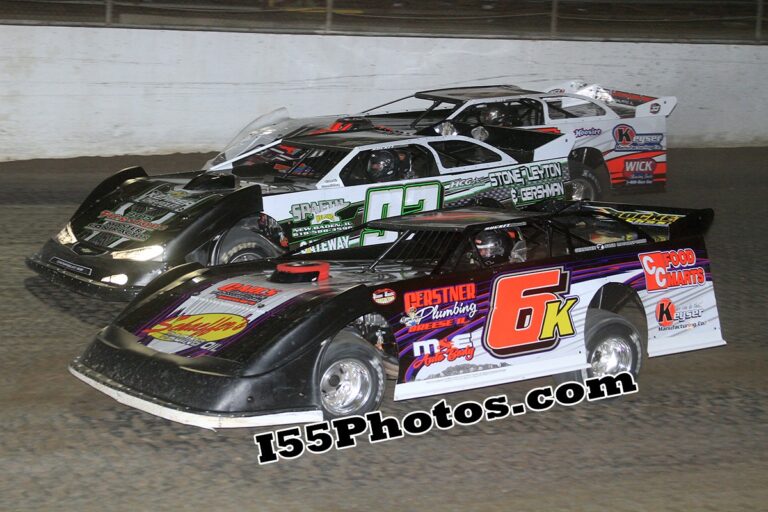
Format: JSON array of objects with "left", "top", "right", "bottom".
[{"left": 483, "top": 268, "right": 578, "bottom": 357}]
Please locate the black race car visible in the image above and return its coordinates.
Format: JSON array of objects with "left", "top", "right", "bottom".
[
  {"left": 70, "top": 201, "right": 724, "bottom": 428},
  {"left": 27, "top": 129, "right": 570, "bottom": 300}
]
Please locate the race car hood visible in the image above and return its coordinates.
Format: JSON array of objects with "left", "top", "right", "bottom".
[
  {"left": 69, "top": 175, "right": 233, "bottom": 252},
  {"left": 68, "top": 172, "right": 313, "bottom": 253},
  {"left": 114, "top": 260, "right": 418, "bottom": 368}
]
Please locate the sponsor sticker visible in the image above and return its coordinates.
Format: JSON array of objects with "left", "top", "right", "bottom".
[
  {"left": 144, "top": 313, "right": 248, "bottom": 347},
  {"left": 411, "top": 334, "right": 476, "bottom": 369},
  {"left": 138, "top": 188, "right": 202, "bottom": 212},
  {"left": 650, "top": 103, "right": 661, "bottom": 114},
  {"left": 400, "top": 283, "right": 478, "bottom": 331},
  {"left": 613, "top": 124, "right": 663, "bottom": 152},
  {"left": 85, "top": 220, "right": 152, "bottom": 241},
  {"left": 50, "top": 257, "right": 92, "bottom": 276},
  {"left": 215, "top": 283, "right": 280, "bottom": 305},
  {"left": 639, "top": 249, "right": 706, "bottom": 292},
  {"left": 588, "top": 206, "right": 683, "bottom": 227},
  {"left": 372, "top": 288, "right": 396, "bottom": 305},
  {"left": 98, "top": 210, "right": 168, "bottom": 231},
  {"left": 623, "top": 159, "right": 657, "bottom": 179},
  {"left": 574, "top": 127, "right": 602, "bottom": 138},
  {"left": 655, "top": 298, "right": 705, "bottom": 330}
]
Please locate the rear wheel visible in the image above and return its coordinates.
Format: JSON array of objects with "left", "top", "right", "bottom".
[
  {"left": 554, "top": 310, "right": 643, "bottom": 385},
  {"left": 566, "top": 161, "right": 608, "bottom": 201},
  {"left": 318, "top": 332, "right": 386, "bottom": 419}
]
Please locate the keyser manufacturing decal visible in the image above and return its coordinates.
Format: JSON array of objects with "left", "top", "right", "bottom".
[
  {"left": 613, "top": 124, "right": 664, "bottom": 152},
  {"left": 655, "top": 298, "right": 705, "bottom": 331}
]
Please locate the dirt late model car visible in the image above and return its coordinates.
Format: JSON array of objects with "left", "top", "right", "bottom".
[
  {"left": 27, "top": 129, "right": 571, "bottom": 301},
  {"left": 69, "top": 201, "right": 724, "bottom": 429},
  {"left": 207, "top": 79, "right": 676, "bottom": 200}
]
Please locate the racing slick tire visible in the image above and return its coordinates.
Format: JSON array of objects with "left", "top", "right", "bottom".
[
  {"left": 554, "top": 309, "right": 643, "bottom": 385},
  {"left": 217, "top": 237, "right": 280, "bottom": 264},
  {"left": 318, "top": 332, "right": 386, "bottom": 419},
  {"left": 566, "top": 162, "right": 607, "bottom": 201},
  {"left": 219, "top": 243, "right": 270, "bottom": 263}
]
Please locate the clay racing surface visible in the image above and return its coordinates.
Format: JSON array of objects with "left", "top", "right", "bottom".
[{"left": 1, "top": 149, "right": 766, "bottom": 511}]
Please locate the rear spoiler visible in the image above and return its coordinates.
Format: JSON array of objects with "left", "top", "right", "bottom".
[
  {"left": 544, "top": 80, "right": 677, "bottom": 117},
  {"left": 579, "top": 201, "right": 713, "bottom": 241}
]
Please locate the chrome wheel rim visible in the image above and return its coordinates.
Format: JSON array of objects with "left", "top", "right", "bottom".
[
  {"left": 320, "top": 359, "right": 373, "bottom": 416},
  {"left": 589, "top": 336, "right": 633, "bottom": 377},
  {"left": 567, "top": 179, "right": 596, "bottom": 201}
]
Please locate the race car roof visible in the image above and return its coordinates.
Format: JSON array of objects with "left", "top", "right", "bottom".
[
  {"left": 281, "top": 130, "right": 415, "bottom": 149},
  {"left": 415, "top": 85, "right": 542, "bottom": 102},
  {"left": 368, "top": 207, "right": 549, "bottom": 232}
]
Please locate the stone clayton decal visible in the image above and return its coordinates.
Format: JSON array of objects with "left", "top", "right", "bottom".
[
  {"left": 587, "top": 206, "right": 684, "bottom": 227},
  {"left": 612, "top": 124, "right": 664, "bottom": 152},
  {"left": 487, "top": 161, "right": 566, "bottom": 206},
  {"left": 639, "top": 248, "right": 706, "bottom": 292},
  {"left": 143, "top": 313, "right": 249, "bottom": 352},
  {"left": 400, "top": 283, "right": 478, "bottom": 333},
  {"left": 484, "top": 268, "right": 578, "bottom": 357},
  {"left": 574, "top": 127, "right": 602, "bottom": 138},
  {"left": 655, "top": 298, "right": 706, "bottom": 331},
  {"left": 372, "top": 288, "right": 396, "bottom": 306},
  {"left": 214, "top": 283, "right": 280, "bottom": 306}
]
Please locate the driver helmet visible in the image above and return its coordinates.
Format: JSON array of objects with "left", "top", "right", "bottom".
[
  {"left": 480, "top": 105, "right": 505, "bottom": 126},
  {"left": 474, "top": 230, "right": 512, "bottom": 264},
  {"left": 367, "top": 150, "right": 396, "bottom": 182}
]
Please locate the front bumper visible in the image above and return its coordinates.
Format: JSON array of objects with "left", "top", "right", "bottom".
[
  {"left": 26, "top": 239, "right": 168, "bottom": 301},
  {"left": 26, "top": 255, "right": 142, "bottom": 301},
  {"left": 71, "top": 325, "right": 323, "bottom": 428},
  {"left": 70, "top": 360, "right": 322, "bottom": 429}
]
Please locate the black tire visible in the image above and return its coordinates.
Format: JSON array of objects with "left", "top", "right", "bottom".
[
  {"left": 566, "top": 162, "right": 608, "bottom": 201},
  {"left": 318, "top": 332, "right": 386, "bottom": 419},
  {"left": 554, "top": 309, "right": 643, "bottom": 385},
  {"left": 217, "top": 242, "right": 271, "bottom": 264}
]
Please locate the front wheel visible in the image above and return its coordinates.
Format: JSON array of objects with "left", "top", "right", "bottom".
[
  {"left": 217, "top": 242, "right": 270, "bottom": 264},
  {"left": 318, "top": 332, "right": 386, "bottom": 419}
]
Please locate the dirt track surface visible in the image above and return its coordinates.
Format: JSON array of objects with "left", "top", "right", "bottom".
[{"left": 1, "top": 149, "right": 766, "bottom": 511}]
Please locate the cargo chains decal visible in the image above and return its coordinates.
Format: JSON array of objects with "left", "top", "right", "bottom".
[{"left": 484, "top": 268, "right": 578, "bottom": 357}]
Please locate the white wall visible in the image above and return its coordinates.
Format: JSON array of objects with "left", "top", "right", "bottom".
[{"left": 0, "top": 25, "right": 766, "bottom": 161}]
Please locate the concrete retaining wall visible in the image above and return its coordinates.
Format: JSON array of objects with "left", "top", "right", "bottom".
[{"left": 1, "top": 25, "right": 766, "bottom": 160}]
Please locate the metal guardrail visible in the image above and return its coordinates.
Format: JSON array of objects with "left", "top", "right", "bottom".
[{"left": 0, "top": 0, "right": 764, "bottom": 43}]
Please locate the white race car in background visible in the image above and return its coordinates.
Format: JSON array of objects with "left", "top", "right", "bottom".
[{"left": 208, "top": 80, "right": 676, "bottom": 201}]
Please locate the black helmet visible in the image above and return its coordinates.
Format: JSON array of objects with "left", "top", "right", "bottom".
[
  {"left": 474, "top": 230, "right": 511, "bottom": 264},
  {"left": 367, "top": 150, "right": 396, "bottom": 182}
]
